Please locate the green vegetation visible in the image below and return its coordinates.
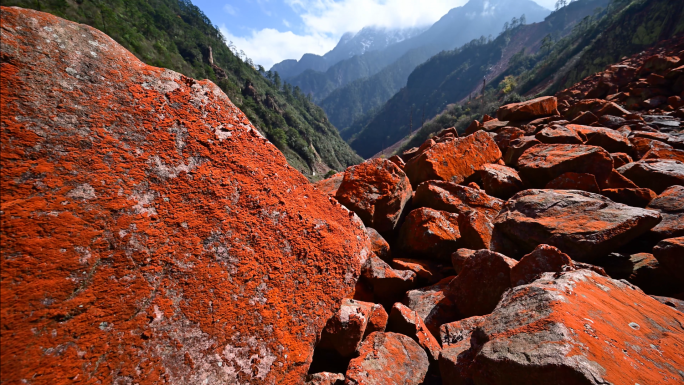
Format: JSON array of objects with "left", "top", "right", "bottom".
[{"left": 1, "top": 0, "right": 362, "bottom": 179}]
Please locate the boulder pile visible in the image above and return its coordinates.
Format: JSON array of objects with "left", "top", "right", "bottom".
[{"left": 311, "top": 36, "right": 684, "bottom": 384}]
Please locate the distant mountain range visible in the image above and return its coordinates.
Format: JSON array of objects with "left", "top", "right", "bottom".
[
  {"left": 270, "top": 26, "right": 427, "bottom": 80},
  {"left": 272, "top": 0, "right": 551, "bottom": 135}
]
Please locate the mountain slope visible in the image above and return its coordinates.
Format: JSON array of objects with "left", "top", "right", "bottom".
[
  {"left": 0, "top": 0, "right": 362, "bottom": 179},
  {"left": 287, "top": 0, "right": 550, "bottom": 105},
  {"left": 271, "top": 26, "right": 426, "bottom": 80}
]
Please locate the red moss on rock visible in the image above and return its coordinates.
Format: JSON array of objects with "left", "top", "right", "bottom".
[
  {"left": 517, "top": 144, "right": 614, "bottom": 188},
  {"left": 398, "top": 208, "right": 461, "bottom": 259},
  {"left": 386, "top": 303, "right": 442, "bottom": 361},
  {"left": 315, "top": 172, "right": 345, "bottom": 196},
  {"left": 545, "top": 172, "right": 600, "bottom": 193},
  {"left": 0, "top": 7, "right": 372, "bottom": 384},
  {"left": 413, "top": 181, "right": 503, "bottom": 221},
  {"left": 496, "top": 96, "right": 559, "bottom": 121}
]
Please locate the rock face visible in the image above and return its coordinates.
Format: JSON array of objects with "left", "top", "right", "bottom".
[
  {"left": 494, "top": 190, "right": 662, "bottom": 261},
  {"left": 496, "top": 96, "right": 559, "bottom": 121},
  {"left": 336, "top": 159, "right": 413, "bottom": 233},
  {"left": 344, "top": 332, "right": 429, "bottom": 385},
  {"left": 386, "top": 303, "right": 441, "bottom": 361},
  {"left": 461, "top": 270, "right": 684, "bottom": 385},
  {"left": 479, "top": 164, "right": 524, "bottom": 199},
  {"left": 403, "top": 276, "right": 459, "bottom": 336},
  {"left": 0, "top": 8, "right": 372, "bottom": 384},
  {"left": 647, "top": 186, "right": 684, "bottom": 239},
  {"left": 618, "top": 159, "right": 684, "bottom": 194},
  {"left": 510, "top": 244, "right": 573, "bottom": 286},
  {"left": 413, "top": 181, "right": 503, "bottom": 220},
  {"left": 404, "top": 131, "right": 502, "bottom": 187},
  {"left": 446, "top": 250, "right": 517, "bottom": 318},
  {"left": 398, "top": 208, "right": 461, "bottom": 259},
  {"left": 518, "top": 144, "right": 614, "bottom": 188}
]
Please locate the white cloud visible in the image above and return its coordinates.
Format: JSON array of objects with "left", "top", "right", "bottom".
[
  {"left": 223, "top": 4, "right": 237, "bottom": 15},
  {"left": 221, "top": 26, "right": 337, "bottom": 69}
]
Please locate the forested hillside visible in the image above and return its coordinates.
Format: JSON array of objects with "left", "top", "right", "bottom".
[
  {"left": 354, "top": 0, "right": 683, "bottom": 158},
  {"left": 0, "top": 0, "right": 362, "bottom": 179}
]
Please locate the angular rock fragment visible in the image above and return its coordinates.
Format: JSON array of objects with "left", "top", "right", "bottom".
[
  {"left": 653, "top": 237, "right": 684, "bottom": 283},
  {"left": 643, "top": 145, "right": 684, "bottom": 162},
  {"left": 315, "top": 172, "right": 345, "bottom": 196},
  {"left": 518, "top": 144, "right": 614, "bottom": 187},
  {"left": 494, "top": 189, "right": 662, "bottom": 261},
  {"left": 366, "top": 227, "right": 391, "bottom": 261},
  {"left": 568, "top": 124, "right": 633, "bottom": 153},
  {"left": 404, "top": 131, "right": 502, "bottom": 187},
  {"left": 345, "top": 332, "right": 429, "bottom": 385},
  {"left": 510, "top": 244, "right": 573, "bottom": 286},
  {"left": 318, "top": 299, "right": 388, "bottom": 357},
  {"left": 461, "top": 270, "right": 684, "bottom": 385},
  {"left": 545, "top": 172, "right": 600, "bottom": 193},
  {"left": 601, "top": 188, "right": 657, "bottom": 207},
  {"left": 387, "top": 303, "right": 441, "bottom": 361},
  {"left": 336, "top": 158, "right": 413, "bottom": 233},
  {"left": 599, "top": 169, "right": 639, "bottom": 189},
  {"left": 362, "top": 255, "right": 416, "bottom": 308},
  {"left": 439, "top": 316, "right": 486, "bottom": 385},
  {"left": 479, "top": 164, "right": 524, "bottom": 199},
  {"left": 0, "top": 8, "right": 373, "bottom": 384},
  {"left": 446, "top": 250, "right": 517, "bottom": 318},
  {"left": 647, "top": 186, "right": 684, "bottom": 239},
  {"left": 398, "top": 208, "right": 461, "bottom": 259},
  {"left": 458, "top": 209, "right": 494, "bottom": 250},
  {"left": 618, "top": 159, "right": 684, "bottom": 194},
  {"left": 391, "top": 259, "right": 444, "bottom": 285},
  {"left": 611, "top": 152, "right": 633, "bottom": 168},
  {"left": 493, "top": 127, "right": 525, "bottom": 153},
  {"left": 597, "top": 252, "right": 680, "bottom": 295},
  {"left": 503, "top": 136, "right": 541, "bottom": 166},
  {"left": 451, "top": 249, "right": 476, "bottom": 274},
  {"left": 535, "top": 125, "right": 584, "bottom": 144},
  {"left": 403, "top": 276, "right": 459, "bottom": 336},
  {"left": 496, "top": 96, "right": 559, "bottom": 121},
  {"left": 413, "top": 181, "right": 503, "bottom": 220},
  {"left": 306, "top": 372, "right": 345, "bottom": 385}
]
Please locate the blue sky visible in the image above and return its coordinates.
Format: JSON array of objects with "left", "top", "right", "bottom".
[{"left": 194, "top": 0, "right": 556, "bottom": 70}]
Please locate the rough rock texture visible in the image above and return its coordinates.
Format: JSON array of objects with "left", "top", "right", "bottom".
[
  {"left": 610, "top": 152, "right": 633, "bottom": 168},
  {"left": 403, "top": 276, "right": 459, "bottom": 336},
  {"left": 535, "top": 125, "right": 584, "bottom": 144},
  {"left": 545, "top": 172, "right": 600, "bottom": 193},
  {"left": 504, "top": 137, "right": 541, "bottom": 166},
  {"left": 496, "top": 96, "right": 559, "bottom": 121},
  {"left": 601, "top": 187, "right": 657, "bottom": 207},
  {"left": 315, "top": 172, "right": 345, "bottom": 196},
  {"left": 318, "top": 299, "right": 388, "bottom": 357},
  {"left": 517, "top": 144, "right": 614, "bottom": 187},
  {"left": 457, "top": 209, "right": 494, "bottom": 251},
  {"left": 413, "top": 181, "right": 503, "bottom": 220},
  {"left": 361, "top": 255, "right": 416, "bottom": 308},
  {"left": 438, "top": 316, "right": 486, "bottom": 385},
  {"left": 404, "top": 131, "right": 502, "bottom": 187},
  {"left": 567, "top": 124, "right": 633, "bottom": 154},
  {"left": 446, "top": 250, "right": 517, "bottom": 318},
  {"left": 344, "top": 332, "right": 429, "bottom": 385},
  {"left": 647, "top": 186, "right": 684, "bottom": 239},
  {"left": 306, "top": 372, "right": 345, "bottom": 385},
  {"left": 510, "top": 244, "right": 573, "bottom": 286},
  {"left": 336, "top": 159, "right": 412, "bottom": 233},
  {"left": 462, "top": 270, "right": 684, "bottom": 385},
  {"left": 398, "top": 208, "right": 461, "bottom": 259},
  {"left": 0, "top": 8, "right": 371, "bottom": 384},
  {"left": 386, "top": 303, "right": 441, "bottom": 361},
  {"left": 653, "top": 237, "right": 684, "bottom": 282},
  {"left": 618, "top": 159, "right": 684, "bottom": 194},
  {"left": 451, "top": 249, "right": 476, "bottom": 274},
  {"left": 494, "top": 190, "right": 662, "bottom": 261},
  {"left": 366, "top": 227, "right": 391, "bottom": 261},
  {"left": 493, "top": 127, "right": 525, "bottom": 154},
  {"left": 391, "top": 259, "right": 444, "bottom": 285},
  {"left": 479, "top": 164, "right": 524, "bottom": 199}
]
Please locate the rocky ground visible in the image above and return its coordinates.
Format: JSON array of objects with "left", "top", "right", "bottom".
[
  {"left": 313, "top": 36, "right": 684, "bottom": 384},
  {"left": 1, "top": 5, "right": 683, "bottom": 385}
]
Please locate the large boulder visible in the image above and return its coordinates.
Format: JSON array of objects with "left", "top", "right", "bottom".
[
  {"left": 0, "top": 8, "right": 372, "bottom": 385},
  {"left": 318, "top": 299, "right": 388, "bottom": 357},
  {"left": 404, "top": 131, "right": 502, "bottom": 187},
  {"left": 647, "top": 186, "right": 684, "bottom": 239},
  {"left": 336, "top": 158, "right": 412, "bottom": 233},
  {"left": 494, "top": 190, "right": 661, "bottom": 261},
  {"left": 398, "top": 208, "right": 461, "bottom": 259},
  {"left": 518, "top": 144, "right": 614, "bottom": 188},
  {"left": 344, "top": 332, "right": 429, "bottom": 385},
  {"left": 496, "top": 96, "right": 559, "bottom": 121},
  {"left": 459, "top": 270, "right": 684, "bottom": 385},
  {"left": 618, "top": 159, "right": 684, "bottom": 194},
  {"left": 568, "top": 124, "right": 633, "bottom": 153},
  {"left": 413, "top": 181, "right": 503, "bottom": 220},
  {"left": 445, "top": 250, "right": 517, "bottom": 318}
]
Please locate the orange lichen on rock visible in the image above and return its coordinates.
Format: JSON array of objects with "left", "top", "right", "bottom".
[{"left": 0, "top": 7, "right": 371, "bottom": 384}]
